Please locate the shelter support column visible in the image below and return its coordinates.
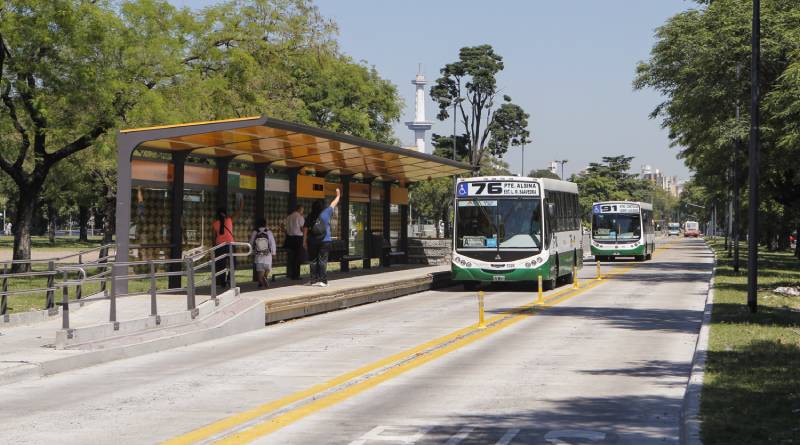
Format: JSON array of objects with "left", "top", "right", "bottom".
[
  {"left": 216, "top": 157, "right": 233, "bottom": 213},
  {"left": 114, "top": 133, "right": 139, "bottom": 295},
  {"left": 382, "top": 182, "right": 391, "bottom": 267},
  {"left": 287, "top": 167, "right": 300, "bottom": 214},
  {"left": 169, "top": 152, "right": 187, "bottom": 289},
  {"left": 254, "top": 163, "right": 266, "bottom": 281},
  {"left": 364, "top": 178, "right": 374, "bottom": 269},
  {"left": 340, "top": 175, "right": 352, "bottom": 272},
  {"left": 400, "top": 202, "right": 409, "bottom": 264}
]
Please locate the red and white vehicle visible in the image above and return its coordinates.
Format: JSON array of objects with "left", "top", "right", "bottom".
[{"left": 684, "top": 221, "right": 701, "bottom": 238}]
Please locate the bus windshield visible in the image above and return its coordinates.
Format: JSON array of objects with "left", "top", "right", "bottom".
[
  {"left": 592, "top": 213, "right": 641, "bottom": 242},
  {"left": 456, "top": 198, "right": 542, "bottom": 250}
]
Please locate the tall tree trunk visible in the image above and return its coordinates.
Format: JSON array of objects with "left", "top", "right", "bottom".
[
  {"left": 102, "top": 189, "right": 115, "bottom": 244},
  {"left": 47, "top": 202, "right": 57, "bottom": 244},
  {"left": 11, "top": 192, "right": 35, "bottom": 273},
  {"left": 78, "top": 205, "right": 89, "bottom": 242}
]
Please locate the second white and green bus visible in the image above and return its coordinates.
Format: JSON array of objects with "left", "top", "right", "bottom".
[
  {"left": 590, "top": 201, "right": 655, "bottom": 261},
  {"left": 452, "top": 176, "right": 582, "bottom": 290}
]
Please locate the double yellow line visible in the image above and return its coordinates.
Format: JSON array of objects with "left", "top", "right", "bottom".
[{"left": 166, "top": 242, "right": 675, "bottom": 445}]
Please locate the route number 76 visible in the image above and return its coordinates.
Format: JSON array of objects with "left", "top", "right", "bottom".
[{"left": 473, "top": 182, "right": 503, "bottom": 195}]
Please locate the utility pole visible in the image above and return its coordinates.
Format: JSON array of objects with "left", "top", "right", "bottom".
[{"left": 747, "top": 0, "right": 760, "bottom": 313}]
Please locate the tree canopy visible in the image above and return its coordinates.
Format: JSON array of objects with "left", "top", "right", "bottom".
[
  {"left": 429, "top": 45, "right": 530, "bottom": 170},
  {"left": 635, "top": 0, "right": 800, "bottom": 249},
  {"left": 0, "top": 0, "right": 402, "bottom": 266}
]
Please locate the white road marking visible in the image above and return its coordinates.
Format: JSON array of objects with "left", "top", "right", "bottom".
[
  {"left": 348, "top": 425, "right": 431, "bottom": 445},
  {"left": 544, "top": 429, "right": 606, "bottom": 444},
  {"left": 443, "top": 427, "right": 474, "bottom": 444},
  {"left": 495, "top": 428, "right": 521, "bottom": 445}
]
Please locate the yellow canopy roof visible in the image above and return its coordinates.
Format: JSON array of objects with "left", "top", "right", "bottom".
[{"left": 122, "top": 116, "right": 470, "bottom": 183}]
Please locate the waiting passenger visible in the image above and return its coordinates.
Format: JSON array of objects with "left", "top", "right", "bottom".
[
  {"left": 212, "top": 200, "right": 242, "bottom": 288},
  {"left": 304, "top": 188, "right": 340, "bottom": 287},
  {"left": 249, "top": 218, "right": 276, "bottom": 288},
  {"left": 283, "top": 205, "right": 305, "bottom": 280}
]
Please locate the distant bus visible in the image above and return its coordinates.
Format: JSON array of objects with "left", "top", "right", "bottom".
[
  {"left": 452, "top": 176, "right": 582, "bottom": 290},
  {"left": 590, "top": 201, "right": 655, "bottom": 261},
  {"left": 667, "top": 222, "right": 681, "bottom": 236},
  {"left": 684, "top": 221, "right": 700, "bottom": 237}
]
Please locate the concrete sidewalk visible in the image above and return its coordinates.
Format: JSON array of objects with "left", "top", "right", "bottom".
[{"left": 0, "top": 264, "right": 449, "bottom": 386}]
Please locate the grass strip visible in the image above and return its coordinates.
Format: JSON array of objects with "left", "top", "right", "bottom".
[{"left": 700, "top": 240, "right": 800, "bottom": 444}]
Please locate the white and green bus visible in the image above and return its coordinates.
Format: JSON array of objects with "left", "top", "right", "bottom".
[
  {"left": 590, "top": 201, "right": 655, "bottom": 261},
  {"left": 452, "top": 176, "right": 582, "bottom": 290}
]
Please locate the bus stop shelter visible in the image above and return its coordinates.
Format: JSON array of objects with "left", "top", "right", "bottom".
[{"left": 115, "top": 116, "right": 469, "bottom": 289}]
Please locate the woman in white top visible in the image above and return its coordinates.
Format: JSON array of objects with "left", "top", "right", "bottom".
[{"left": 249, "top": 218, "right": 276, "bottom": 288}]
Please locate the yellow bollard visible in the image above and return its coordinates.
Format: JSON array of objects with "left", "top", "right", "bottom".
[
  {"left": 572, "top": 264, "right": 579, "bottom": 289},
  {"left": 477, "top": 290, "right": 486, "bottom": 329},
  {"left": 536, "top": 276, "right": 544, "bottom": 305},
  {"left": 596, "top": 260, "right": 603, "bottom": 280}
]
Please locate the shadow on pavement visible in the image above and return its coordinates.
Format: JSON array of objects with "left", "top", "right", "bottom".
[
  {"left": 580, "top": 359, "right": 691, "bottom": 379},
  {"left": 533, "top": 306, "right": 703, "bottom": 334},
  {"left": 405, "top": 394, "right": 682, "bottom": 444}
]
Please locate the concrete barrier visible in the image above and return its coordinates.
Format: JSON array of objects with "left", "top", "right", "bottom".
[{"left": 265, "top": 271, "right": 452, "bottom": 323}]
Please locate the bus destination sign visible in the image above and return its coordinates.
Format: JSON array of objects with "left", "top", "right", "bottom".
[
  {"left": 593, "top": 203, "right": 640, "bottom": 214},
  {"left": 457, "top": 181, "right": 540, "bottom": 197}
]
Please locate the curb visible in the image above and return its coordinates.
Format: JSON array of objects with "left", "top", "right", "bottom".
[{"left": 681, "top": 244, "right": 715, "bottom": 444}]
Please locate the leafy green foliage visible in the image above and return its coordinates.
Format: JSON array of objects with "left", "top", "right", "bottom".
[
  {"left": 0, "top": 0, "right": 404, "bottom": 263},
  {"left": 527, "top": 169, "right": 560, "bottom": 180},
  {"left": 430, "top": 45, "right": 530, "bottom": 170},
  {"left": 572, "top": 155, "right": 668, "bottom": 221},
  {"left": 635, "top": 0, "right": 800, "bottom": 247}
]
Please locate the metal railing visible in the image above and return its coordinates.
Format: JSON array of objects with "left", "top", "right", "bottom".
[
  {"left": 54, "top": 242, "right": 252, "bottom": 329},
  {"left": 0, "top": 244, "right": 116, "bottom": 315}
]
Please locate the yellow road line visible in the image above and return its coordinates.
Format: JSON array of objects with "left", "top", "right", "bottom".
[
  {"left": 215, "top": 277, "right": 605, "bottom": 444},
  {"left": 166, "top": 240, "right": 676, "bottom": 444},
  {"left": 163, "top": 284, "right": 574, "bottom": 445}
]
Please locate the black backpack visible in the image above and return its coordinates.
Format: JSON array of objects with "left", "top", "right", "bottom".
[{"left": 310, "top": 215, "right": 326, "bottom": 241}]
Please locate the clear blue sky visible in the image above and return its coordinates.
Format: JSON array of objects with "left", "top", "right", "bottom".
[{"left": 169, "top": 0, "right": 696, "bottom": 179}]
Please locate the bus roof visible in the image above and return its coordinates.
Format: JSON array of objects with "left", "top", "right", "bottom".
[{"left": 592, "top": 200, "right": 653, "bottom": 211}]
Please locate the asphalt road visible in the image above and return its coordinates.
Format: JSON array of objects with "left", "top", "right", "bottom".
[{"left": 0, "top": 238, "right": 712, "bottom": 445}]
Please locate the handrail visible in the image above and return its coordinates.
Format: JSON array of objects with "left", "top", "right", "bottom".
[{"left": 1, "top": 241, "right": 252, "bottom": 321}]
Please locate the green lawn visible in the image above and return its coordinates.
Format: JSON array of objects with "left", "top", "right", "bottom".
[
  {"left": 2, "top": 257, "right": 381, "bottom": 314},
  {"left": 0, "top": 235, "right": 106, "bottom": 251},
  {"left": 701, "top": 241, "right": 800, "bottom": 444}
]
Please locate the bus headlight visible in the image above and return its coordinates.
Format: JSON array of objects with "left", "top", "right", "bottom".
[{"left": 525, "top": 262, "right": 531, "bottom": 268}]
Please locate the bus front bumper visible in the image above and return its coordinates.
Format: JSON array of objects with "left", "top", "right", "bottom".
[
  {"left": 452, "top": 260, "right": 554, "bottom": 282},
  {"left": 591, "top": 245, "right": 645, "bottom": 257}
]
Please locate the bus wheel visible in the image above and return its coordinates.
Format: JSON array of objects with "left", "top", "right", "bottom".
[
  {"left": 463, "top": 281, "right": 479, "bottom": 291},
  {"left": 563, "top": 269, "right": 575, "bottom": 285},
  {"left": 635, "top": 255, "right": 645, "bottom": 261},
  {"left": 645, "top": 252, "right": 653, "bottom": 260}
]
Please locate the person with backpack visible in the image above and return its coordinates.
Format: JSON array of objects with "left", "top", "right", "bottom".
[
  {"left": 303, "top": 188, "right": 340, "bottom": 287},
  {"left": 249, "top": 217, "right": 276, "bottom": 288}
]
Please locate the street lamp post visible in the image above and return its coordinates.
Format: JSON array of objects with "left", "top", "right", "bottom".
[
  {"left": 521, "top": 143, "right": 526, "bottom": 176},
  {"left": 747, "top": 0, "right": 760, "bottom": 313}
]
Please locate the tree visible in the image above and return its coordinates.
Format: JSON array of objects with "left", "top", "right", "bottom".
[
  {"left": 572, "top": 155, "right": 658, "bottom": 220},
  {"left": 0, "top": 0, "right": 404, "bottom": 268},
  {"left": 0, "top": 0, "right": 196, "bottom": 269},
  {"left": 528, "top": 169, "right": 560, "bottom": 179},
  {"left": 430, "top": 45, "right": 530, "bottom": 171},
  {"left": 635, "top": 0, "right": 800, "bottom": 251}
]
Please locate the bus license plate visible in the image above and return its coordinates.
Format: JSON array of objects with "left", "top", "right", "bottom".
[{"left": 492, "top": 275, "right": 506, "bottom": 282}]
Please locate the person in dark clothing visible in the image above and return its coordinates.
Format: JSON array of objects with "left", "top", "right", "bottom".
[{"left": 303, "top": 189, "right": 340, "bottom": 287}]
